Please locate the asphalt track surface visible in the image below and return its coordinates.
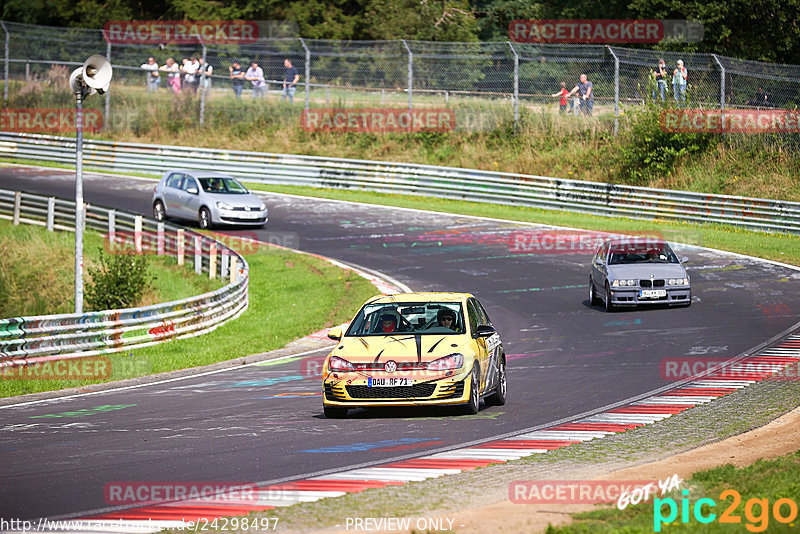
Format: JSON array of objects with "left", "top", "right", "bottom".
[{"left": 2, "top": 166, "right": 800, "bottom": 521}]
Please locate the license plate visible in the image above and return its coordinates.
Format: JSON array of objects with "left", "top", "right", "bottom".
[
  {"left": 368, "top": 377, "right": 413, "bottom": 387},
  {"left": 240, "top": 212, "right": 262, "bottom": 219},
  {"left": 639, "top": 289, "right": 667, "bottom": 299}
]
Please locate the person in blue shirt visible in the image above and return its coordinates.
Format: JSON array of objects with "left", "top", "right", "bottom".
[{"left": 282, "top": 58, "right": 300, "bottom": 103}]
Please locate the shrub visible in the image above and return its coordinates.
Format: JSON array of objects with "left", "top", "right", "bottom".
[{"left": 85, "top": 248, "right": 152, "bottom": 310}]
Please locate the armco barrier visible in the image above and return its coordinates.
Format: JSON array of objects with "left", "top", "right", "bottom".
[
  {"left": 0, "top": 188, "right": 249, "bottom": 367},
  {"left": 1, "top": 132, "right": 799, "bottom": 234}
]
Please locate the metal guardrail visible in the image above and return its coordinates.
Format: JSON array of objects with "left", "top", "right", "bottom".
[
  {"left": 2, "top": 131, "right": 799, "bottom": 234},
  {"left": 0, "top": 187, "right": 249, "bottom": 367}
]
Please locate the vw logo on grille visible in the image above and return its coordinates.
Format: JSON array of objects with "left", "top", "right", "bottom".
[{"left": 384, "top": 360, "right": 397, "bottom": 373}]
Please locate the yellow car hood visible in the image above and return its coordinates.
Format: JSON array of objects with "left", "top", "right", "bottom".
[{"left": 331, "top": 334, "right": 468, "bottom": 364}]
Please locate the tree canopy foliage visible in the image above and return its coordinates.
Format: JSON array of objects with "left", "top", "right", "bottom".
[{"left": 3, "top": 0, "right": 799, "bottom": 63}]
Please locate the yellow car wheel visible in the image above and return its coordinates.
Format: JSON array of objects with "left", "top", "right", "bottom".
[{"left": 461, "top": 364, "right": 480, "bottom": 415}]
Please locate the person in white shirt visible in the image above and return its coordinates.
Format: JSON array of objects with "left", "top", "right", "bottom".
[
  {"left": 197, "top": 58, "right": 213, "bottom": 93},
  {"left": 245, "top": 62, "right": 266, "bottom": 98},
  {"left": 140, "top": 57, "right": 160, "bottom": 92},
  {"left": 182, "top": 57, "right": 200, "bottom": 93}
]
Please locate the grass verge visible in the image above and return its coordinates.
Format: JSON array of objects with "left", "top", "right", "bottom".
[{"left": 0, "top": 223, "right": 377, "bottom": 398}]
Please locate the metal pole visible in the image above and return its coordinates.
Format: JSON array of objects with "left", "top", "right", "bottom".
[
  {"left": 299, "top": 38, "right": 310, "bottom": 111},
  {"left": 401, "top": 40, "right": 412, "bottom": 111},
  {"left": 199, "top": 44, "right": 207, "bottom": 125},
  {"left": 507, "top": 42, "right": 519, "bottom": 128},
  {"left": 74, "top": 89, "right": 85, "bottom": 314},
  {"left": 104, "top": 42, "right": 111, "bottom": 131},
  {"left": 1, "top": 22, "right": 9, "bottom": 104},
  {"left": 607, "top": 46, "right": 620, "bottom": 136},
  {"left": 712, "top": 54, "right": 726, "bottom": 131}
]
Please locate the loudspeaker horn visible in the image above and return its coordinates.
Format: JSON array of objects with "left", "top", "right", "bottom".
[{"left": 81, "top": 55, "right": 113, "bottom": 94}]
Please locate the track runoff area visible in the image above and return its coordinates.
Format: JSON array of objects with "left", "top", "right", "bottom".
[{"left": 1, "top": 166, "right": 799, "bottom": 531}]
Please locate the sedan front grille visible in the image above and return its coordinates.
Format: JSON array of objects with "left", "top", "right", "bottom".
[
  {"left": 640, "top": 279, "right": 665, "bottom": 288},
  {"left": 346, "top": 383, "right": 436, "bottom": 399}
]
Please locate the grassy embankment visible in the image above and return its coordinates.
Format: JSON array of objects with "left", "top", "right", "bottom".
[
  {"left": 0, "top": 219, "right": 377, "bottom": 398},
  {"left": 5, "top": 78, "right": 800, "bottom": 201}
]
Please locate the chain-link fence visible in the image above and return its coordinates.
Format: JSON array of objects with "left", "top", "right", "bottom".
[{"left": 2, "top": 19, "right": 800, "bottom": 134}]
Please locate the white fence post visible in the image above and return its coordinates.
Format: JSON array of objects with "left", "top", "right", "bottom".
[
  {"left": 209, "top": 243, "right": 217, "bottom": 279},
  {"left": 177, "top": 228, "right": 185, "bottom": 265},
  {"left": 134, "top": 215, "right": 142, "bottom": 253},
  {"left": 12, "top": 191, "right": 21, "bottom": 225},
  {"left": 230, "top": 257, "right": 238, "bottom": 283},
  {"left": 194, "top": 235, "right": 202, "bottom": 274},
  {"left": 107, "top": 209, "right": 115, "bottom": 245},
  {"left": 47, "top": 197, "right": 55, "bottom": 231},
  {"left": 221, "top": 251, "right": 230, "bottom": 279},
  {"left": 157, "top": 222, "right": 165, "bottom": 255}
]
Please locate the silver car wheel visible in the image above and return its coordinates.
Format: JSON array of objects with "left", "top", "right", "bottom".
[{"left": 199, "top": 207, "right": 211, "bottom": 230}]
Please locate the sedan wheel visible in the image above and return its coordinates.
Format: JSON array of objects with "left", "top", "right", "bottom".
[
  {"left": 589, "top": 278, "right": 602, "bottom": 306},
  {"left": 198, "top": 207, "right": 211, "bottom": 230},
  {"left": 153, "top": 200, "right": 166, "bottom": 221},
  {"left": 461, "top": 364, "right": 480, "bottom": 415},
  {"left": 605, "top": 284, "right": 616, "bottom": 312},
  {"left": 485, "top": 356, "right": 506, "bottom": 406}
]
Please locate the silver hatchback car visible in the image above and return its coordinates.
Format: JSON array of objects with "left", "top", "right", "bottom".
[{"left": 152, "top": 170, "right": 268, "bottom": 229}]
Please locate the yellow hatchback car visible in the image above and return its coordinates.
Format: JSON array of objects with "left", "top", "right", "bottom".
[{"left": 322, "top": 292, "right": 506, "bottom": 418}]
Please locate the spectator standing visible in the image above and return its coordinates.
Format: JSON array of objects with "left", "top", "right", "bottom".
[
  {"left": 653, "top": 58, "right": 667, "bottom": 102},
  {"left": 747, "top": 87, "right": 771, "bottom": 107},
  {"left": 197, "top": 57, "right": 213, "bottom": 94},
  {"left": 182, "top": 57, "right": 199, "bottom": 93},
  {"left": 550, "top": 82, "right": 569, "bottom": 113},
  {"left": 569, "top": 74, "right": 594, "bottom": 116},
  {"left": 672, "top": 59, "right": 688, "bottom": 106},
  {"left": 140, "top": 57, "right": 160, "bottom": 92},
  {"left": 229, "top": 61, "right": 245, "bottom": 99},
  {"left": 282, "top": 58, "right": 299, "bottom": 103},
  {"left": 246, "top": 62, "right": 266, "bottom": 99},
  {"left": 159, "top": 57, "right": 181, "bottom": 93}
]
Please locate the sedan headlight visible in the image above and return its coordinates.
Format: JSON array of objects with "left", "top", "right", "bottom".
[
  {"left": 328, "top": 355, "right": 354, "bottom": 372},
  {"left": 259, "top": 202, "right": 267, "bottom": 211},
  {"left": 668, "top": 278, "right": 690, "bottom": 286},
  {"left": 216, "top": 201, "right": 235, "bottom": 210},
  {"left": 612, "top": 279, "right": 636, "bottom": 287},
  {"left": 426, "top": 353, "right": 464, "bottom": 371}
]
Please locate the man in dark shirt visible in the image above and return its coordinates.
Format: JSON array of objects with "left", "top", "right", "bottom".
[
  {"left": 653, "top": 58, "right": 667, "bottom": 102},
  {"left": 569, "top": 74, "right": 594, "bottom": 116},
  {"left": 282, "top": 58, "right": 300, "bottom": 103},
  {"left": 229, "top": 61, "right": 245, "bottom": 99}
]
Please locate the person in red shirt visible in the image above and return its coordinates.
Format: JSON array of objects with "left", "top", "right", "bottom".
[{"left": 550, "top": 82, "right": 569, "bottom": 113}]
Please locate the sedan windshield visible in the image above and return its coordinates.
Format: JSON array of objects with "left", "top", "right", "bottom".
[
  {"left": 608, "top": 243, "right": 679, "bottom": 265},
  {"left": 198, "top": 177, "right": 248, "bottom": 194},
  {"left": 346, "top": 302, "right": 465, "bottom": 336}
]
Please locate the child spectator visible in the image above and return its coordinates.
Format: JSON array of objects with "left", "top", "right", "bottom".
[{"left": 550, "top": 82, "right": 569, "bottom": 113}]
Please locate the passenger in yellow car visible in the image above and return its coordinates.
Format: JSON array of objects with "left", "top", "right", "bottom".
[
  {"left": 437, "top": 308, "right": 458, "bottom": 331},
  {"left": 379, "top": 314, "right": 397, "bottom": 333}
]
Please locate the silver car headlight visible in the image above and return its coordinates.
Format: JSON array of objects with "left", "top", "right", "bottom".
[
  {"left": 667, "top": 278, "right": 690, "bottom": 286},
  {"left": 612, "top": 279, "right": 636, "bottom": 287},
  {"left": 216, "top": 201, "right": 235, "bottom": 210},
  {"left": 259, "top": 202, "right": 267, "bottom": 211}
]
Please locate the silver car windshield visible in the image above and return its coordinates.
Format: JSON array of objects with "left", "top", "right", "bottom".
[
  {"left": 608, "top": 244, "right": 679, "bottom": 265},
  {"left": 345, "top": 302, "right": 465, "bottom": 336},
  {"left": 198, "top": 177, "right": 248, "bottom": 194}
]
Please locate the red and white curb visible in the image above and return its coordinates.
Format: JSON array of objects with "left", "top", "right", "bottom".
[{"left": 12, "top": 336, "right": 799, "bottom": 533}]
